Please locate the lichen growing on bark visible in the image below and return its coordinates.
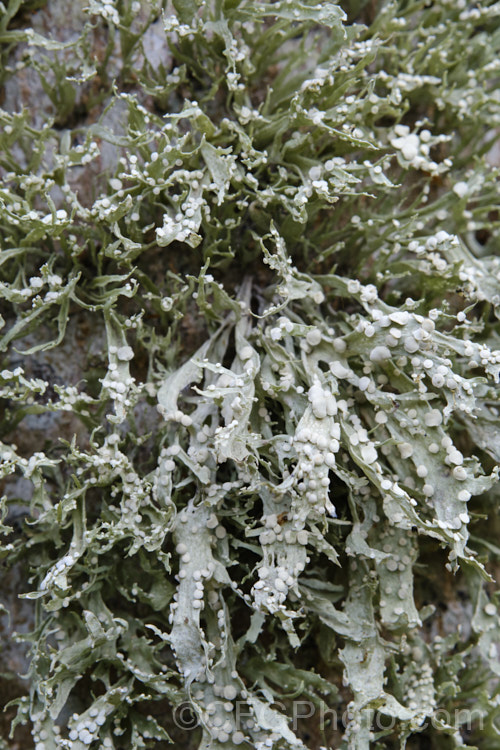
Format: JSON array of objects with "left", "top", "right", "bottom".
[{"left": 1, "top": 1, "right": 500, "bottom": 749}]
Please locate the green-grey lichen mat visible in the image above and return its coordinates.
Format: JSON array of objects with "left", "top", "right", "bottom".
[{"left": 1, "top": 0, "right": 500, "bottom": 748}]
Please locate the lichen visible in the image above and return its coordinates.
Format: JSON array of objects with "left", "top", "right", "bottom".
[{"left": 1, "top": 1, "right": 500, "bottom": 749}]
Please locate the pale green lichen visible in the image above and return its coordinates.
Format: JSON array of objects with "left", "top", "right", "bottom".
[{"left": 1, "top": 1, "right": 500, "bottom": 749}]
